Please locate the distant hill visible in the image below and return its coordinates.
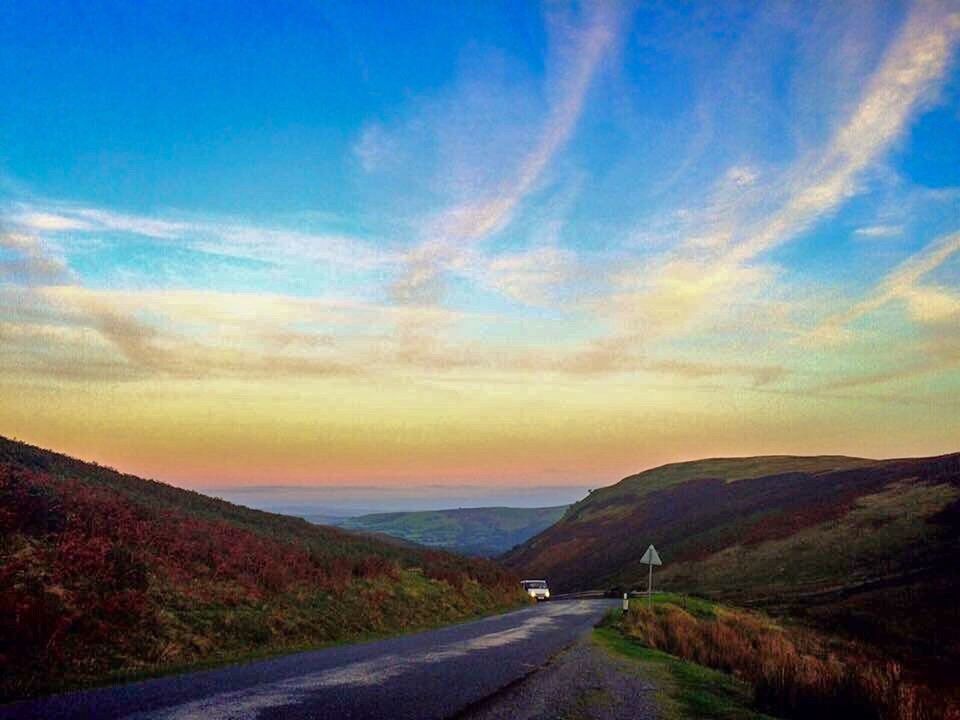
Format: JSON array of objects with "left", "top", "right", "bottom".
[
  {"left": 0, "top": 436, "right": 521, "bottom": 701},
  {"left": 503, "top": 454, "right": 960, "bottom": 668},
  {"left": 335, "top": 505, "right": 568, "bottom": 556}
]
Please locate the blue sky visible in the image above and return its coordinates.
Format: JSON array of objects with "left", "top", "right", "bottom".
[
  {"left": 1, "top": 1, "right": 545, "bottom": 215},
  {"left": 1, "top": 1, "right": 959, "bottom": 488}
]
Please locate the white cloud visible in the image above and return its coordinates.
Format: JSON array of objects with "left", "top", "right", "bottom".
[
  {"left": 353, "top": 123, "right": 397, "bottom": 173},
  {"left": 7, "top": 201, "right": 396, "bottom": 272},
  {"left": 11, "top": 211, "right": 94, "bottom": 232},
  {"left": 724, "top": 165, "right": 760, "bottom": 188},
  {"left": 854, "top": 224, "right": 904, "bottom": 238},
  {"left": 0, "top": 230, "right": 72, "bottom": 285},
  {"left": 390, "top": 2, "right": 627, "bottom": 304},
  {"left": 807, "top": 229, "right": 960, "bottom": 344},
  {"left": 901, "top": 284, "right": 960, "bottom": 323},
  {"left": 596, "top": 0, "right": 960, "bottom": 350},
  {"left": 466, "top": 245, "right": 578, "bottom": 306}
]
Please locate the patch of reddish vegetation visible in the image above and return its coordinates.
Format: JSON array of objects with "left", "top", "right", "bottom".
[
  {"left": 620, "top": 603, "right": 960, "bottom": 720},
  {"left": 0, "top": 437, "right": 520, "bottom": 700},
  {"left": 1, "top": 465, "right": 393, "bottom": 607},
  {"left": 740, "top": 494, "right": 859, "bottom": 546}
]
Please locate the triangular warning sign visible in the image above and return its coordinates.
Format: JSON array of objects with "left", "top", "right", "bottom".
[{"left": 640, "top": 544, "right": 662, "bottom": 566}]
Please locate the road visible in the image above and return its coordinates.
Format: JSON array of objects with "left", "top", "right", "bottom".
[{"left": 1, "top": 599, "right": 616, "bottom": 720}]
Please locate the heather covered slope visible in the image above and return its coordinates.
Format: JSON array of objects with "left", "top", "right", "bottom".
[
  {"left": 503, "top": 454, "right": 960, "bottom": 665},
  {"left": 336, "top": 505, "right": 568, "bottom": 556},
  {"left": 0, "top": 436, "right": 522, "bottom": 701}
]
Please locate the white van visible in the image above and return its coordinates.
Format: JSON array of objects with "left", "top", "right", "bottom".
[{"left": 520, "top": 579, "right": 551, "bottom": 601}]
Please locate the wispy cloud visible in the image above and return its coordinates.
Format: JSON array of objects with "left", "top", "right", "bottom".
[
  {"left": 793, "top": 225, "right": 960, "bottom": 393},
  {"left": 808, "top": 229, "right": 960, "bottom": 345},
  {"left": 11, "top": 211, "right": 94, "bottom": 233},
  {"left": 1, "top": 2, "right": 957, "bottom": 395},
  {"left": 460, "top": 245, "right": 579, "bottom": 307},
  {"left": 354, "top": 123, "right": 399, "bottom": 173},
  {"left": 4, "top": 1, "right": 960, "bottom": 485},
  {"left": 584, "top": 0, "right": 960, "bottom": 360},
  {"left": 854, "top": 224, "right": 904, "bottom": 238},
  {"left": 0, "top": 229, "right": 73, "bottom": 285},
  {"left": 727, "top": 0, "right": 958, "bottom": 265},
  {"left": 391, "top": 1, "right": 626, "bottom": 305},
  {"left": 10, "top": 286, "right": 369, "bottom": 381},
  {"left": 9, "top": 202, "right": 395, "bottom": 272}
]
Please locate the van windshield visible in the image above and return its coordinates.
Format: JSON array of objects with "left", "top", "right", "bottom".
[{"left": 522, "top": 581, "right": 547, "bottom": 589}]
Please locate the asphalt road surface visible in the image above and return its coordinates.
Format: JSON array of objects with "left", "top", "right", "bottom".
[{"left": 1, "top": 599, "right": 617, "bottom": 720}]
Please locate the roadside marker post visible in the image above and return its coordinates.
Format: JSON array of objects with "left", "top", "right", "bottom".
[
  {"left": 622, "top": 592, "right": 629, "bottom": 612},
  {"left": 640, "top": 544, "right": 662, "bottom": 607}
]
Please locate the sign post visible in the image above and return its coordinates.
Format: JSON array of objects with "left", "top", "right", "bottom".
[{"left": 639, "top": 544, "right": 662, "bottom": 607}]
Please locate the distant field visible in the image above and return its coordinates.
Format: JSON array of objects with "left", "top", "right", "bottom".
[{"left": 336, "top": 505, "right": 568, "bottom": 556}]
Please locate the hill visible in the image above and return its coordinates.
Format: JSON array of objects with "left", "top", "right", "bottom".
[
  {"left": 0, "top": 436, "right": 521, "bottom": 701},
  {"left": 503, "top": 453, "right": 960, "bottom": 670},
  {"left": 335, "top": 506, "right": 568, "bottom": 556}
]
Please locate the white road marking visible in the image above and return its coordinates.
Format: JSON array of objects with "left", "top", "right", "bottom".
[{"left": 128, "top": 602, "right": 596, "bottom": 720}]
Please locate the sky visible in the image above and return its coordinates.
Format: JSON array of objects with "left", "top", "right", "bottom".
[{"left": 1, "top": 0, "right": 959, "bottom": 491}]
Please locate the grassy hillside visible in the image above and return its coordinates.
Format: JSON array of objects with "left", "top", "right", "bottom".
[
  {"left": 336, "top": 505, "right": 568, "bottom": 556},
  {"left": 0, "top": 436, "right": 523, "bottom": 701},
  {"left": 503, "top": 453, "right": 960, "bottom": 676}
]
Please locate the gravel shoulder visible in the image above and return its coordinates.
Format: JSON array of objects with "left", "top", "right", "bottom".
[{"left": 457, "top": 633, "right": 659, "bottom": 720}]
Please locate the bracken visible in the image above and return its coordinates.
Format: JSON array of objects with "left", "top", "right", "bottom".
[{"left": 620, "top": 601, "right": 959, "bottom": 720}]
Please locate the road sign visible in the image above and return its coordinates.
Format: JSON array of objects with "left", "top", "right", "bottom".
[
  {"left": 642, "top": 544, "right": 662, "bottom": 606},
  {"left": 640, "top": 545, "right": 662, "bottom": 566}
]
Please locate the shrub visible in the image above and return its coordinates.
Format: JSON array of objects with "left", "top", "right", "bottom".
[{"left": 620, "top": 602, "right": 957, "bottom": 720}]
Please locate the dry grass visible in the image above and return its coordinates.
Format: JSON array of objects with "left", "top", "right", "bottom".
[{"left": 619, "top": 601, "right": 959, "bottom": 720}]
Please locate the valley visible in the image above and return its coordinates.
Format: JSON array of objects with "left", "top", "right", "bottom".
[{"left": 335, "top": 505, "right": 568, "bottom": 556}]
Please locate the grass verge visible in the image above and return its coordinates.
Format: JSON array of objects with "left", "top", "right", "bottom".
[
  {"left": 595, "top": 621, "right": 775, "bottom": 720},
  {"left": 600, "top": 596, "right": 958, "bottom": 720},
  {"left": 86, "top": 594, "right": 528, "bottom": 695},
  {"left": 4, "top": 591, "right": 529, "bottom": 703}
]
